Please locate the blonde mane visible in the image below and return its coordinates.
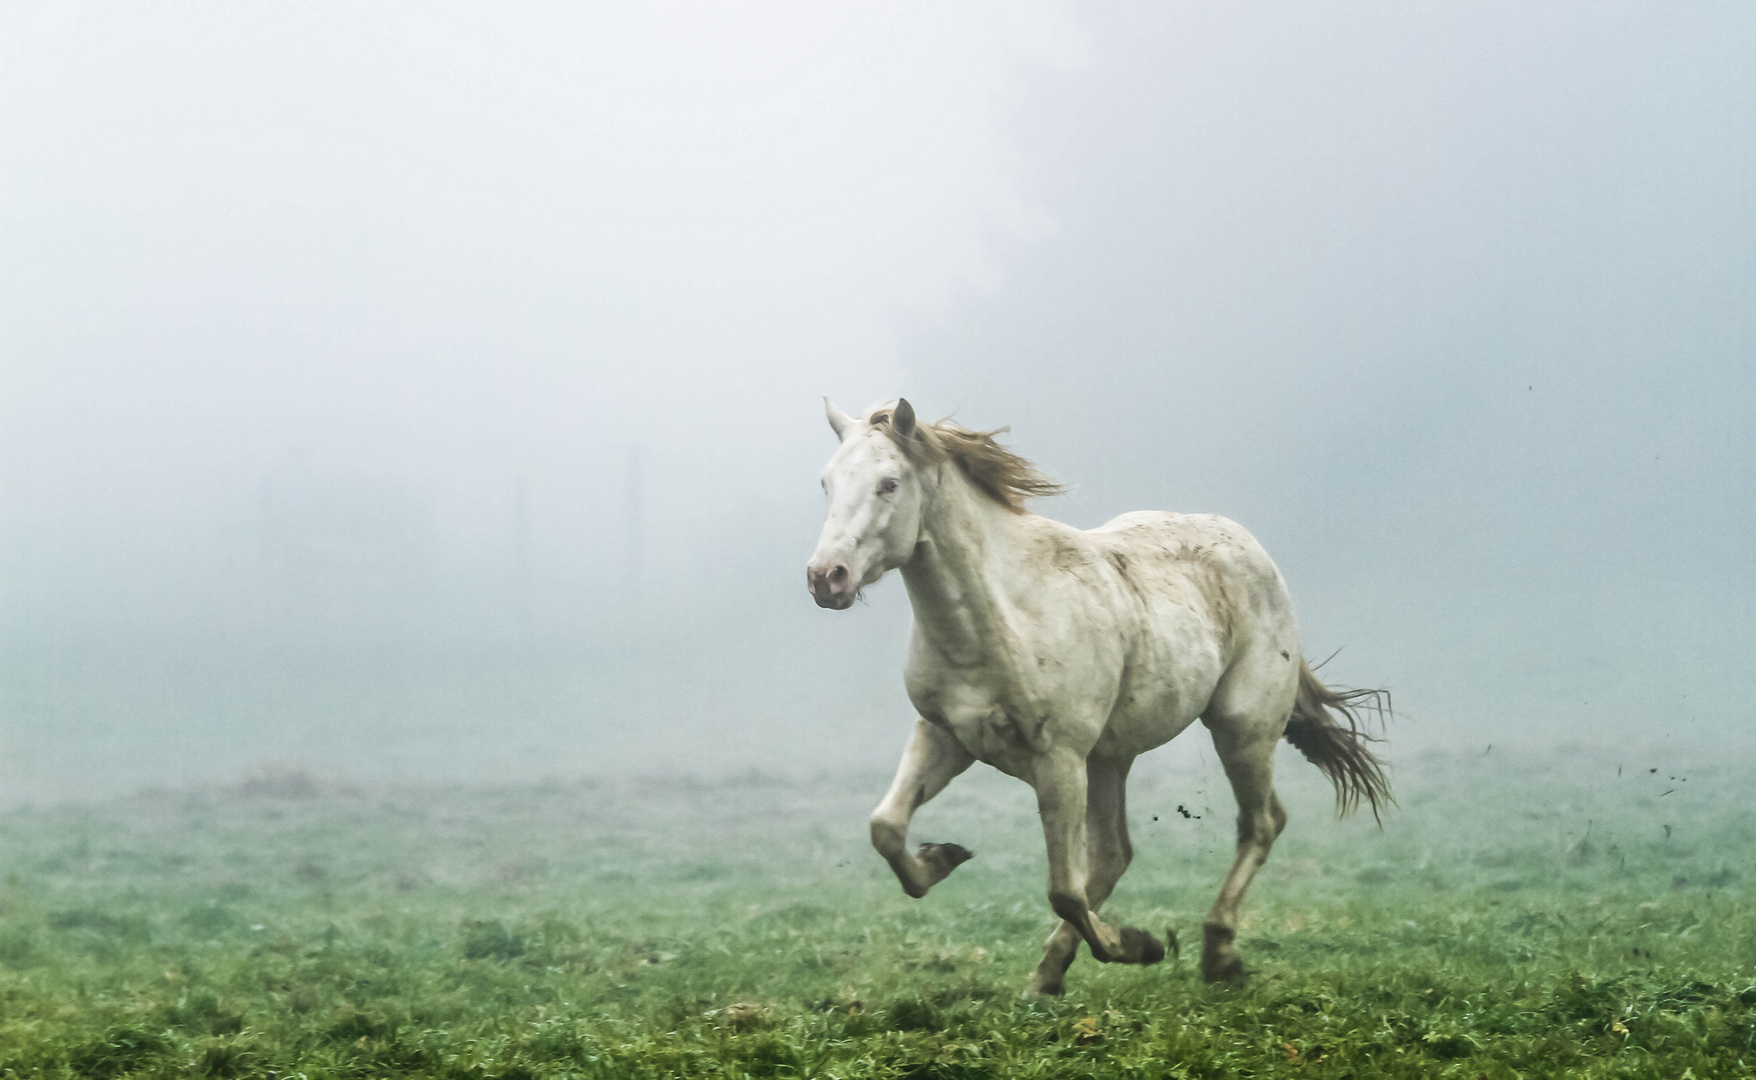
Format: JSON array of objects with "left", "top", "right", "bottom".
[{"left": 867, "top": 406, "right": 1066, "bottom": 512}]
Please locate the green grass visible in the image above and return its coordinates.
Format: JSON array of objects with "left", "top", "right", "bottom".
[{"left": 1, "top": 745, "right": 1753, "bottom": 1078}]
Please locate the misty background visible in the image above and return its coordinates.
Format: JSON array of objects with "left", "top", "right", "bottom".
[{"left": 2, "top": 2, "right": 1751, "bottom": 804}]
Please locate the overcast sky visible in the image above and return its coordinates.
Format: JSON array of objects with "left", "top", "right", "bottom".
[{"left": 2, "top": 2, "right": 1751, "bottom": 797}]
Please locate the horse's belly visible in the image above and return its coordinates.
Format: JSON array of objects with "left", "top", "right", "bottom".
[
  {"left": 1093, "top": 625, "right": 1228, "bottom": 758},
  {"left": 1095, "top": 694, "right": 1206, "bottom": 758}
]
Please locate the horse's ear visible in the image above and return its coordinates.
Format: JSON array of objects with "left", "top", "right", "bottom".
[
  {"left": 825, "top": 397, "right": 854, "bottom": 441},
  {"left": 892, "top": 398, "right": 917, "bottom": 440}
]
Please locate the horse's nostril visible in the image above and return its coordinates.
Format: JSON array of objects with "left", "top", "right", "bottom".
[{"left": 828, "top": 565, "right": 850, "bottom": 590}]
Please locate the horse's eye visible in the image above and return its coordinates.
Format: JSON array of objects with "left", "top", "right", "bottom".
[{"left": 878, "top": 478, "right": 899, "bottom": 495}]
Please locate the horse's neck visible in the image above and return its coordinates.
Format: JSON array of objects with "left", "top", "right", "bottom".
[{"left": 901, "top": 464, "right": 1031, "bottom": 662}]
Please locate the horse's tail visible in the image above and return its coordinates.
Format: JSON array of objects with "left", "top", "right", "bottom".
[{"left": 1283, "top": 660, "right": 1393, "bottom": 824}]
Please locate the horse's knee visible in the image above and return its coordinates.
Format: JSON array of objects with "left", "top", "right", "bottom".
[
  {"left": 1270, "top": 798, "right": 1288, "bottom": 839},
  {"left": 1048, "top": 888, "right": 1087, "bottom": 925}
]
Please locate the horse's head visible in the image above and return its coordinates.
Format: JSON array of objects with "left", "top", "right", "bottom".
[{"left": 807, "top": 397, "right": 929, "bottom": 610}]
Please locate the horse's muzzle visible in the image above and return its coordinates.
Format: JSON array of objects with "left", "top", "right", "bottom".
[{"left": 807, "top": 563, "right": 855, "bottom": 609}]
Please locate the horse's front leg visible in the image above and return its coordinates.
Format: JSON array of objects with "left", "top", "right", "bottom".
[
  {"left": 1033, "top": 747, "right": 1164, "bottom": 966},
  {"left": 1028, "top": 755, "right": 1136, "bottom": 996},
  {"left": 870, "top": 718, "right": 976, "bottom": 898}
]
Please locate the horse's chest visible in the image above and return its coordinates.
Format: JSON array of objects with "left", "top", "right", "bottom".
[
  {"left": 904, "top": 665, "right": 1071, "bottom": 771},
  {"left": 903, "top": 600, "right": 1126, "bottom": 766}
]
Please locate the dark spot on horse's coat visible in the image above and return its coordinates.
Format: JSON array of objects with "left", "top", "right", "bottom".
[
  {"left": 1050, "top": 541, "right": 1086, "bottom": 571},
  {"left": 1279, "top": 650, "right": 1289, "bottom": 660}
]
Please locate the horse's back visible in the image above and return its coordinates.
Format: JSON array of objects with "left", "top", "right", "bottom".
[{"left": 1086, "top": 512, "right": 1291, "bottom": 616}]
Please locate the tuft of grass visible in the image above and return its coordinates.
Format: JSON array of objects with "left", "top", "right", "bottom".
[
  {"left": 462, "top": 917, "right": 527, "bottom": 961},
  {"left": 0, "top": 746, "right": 1752, "bottom": 1077},
  {"left": 68, "top": 1028, "right": 174, "bottom": 1079}
]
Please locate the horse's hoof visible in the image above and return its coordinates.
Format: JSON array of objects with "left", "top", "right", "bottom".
[
  {"left": 1119, "top": 925, "right": 1165, "bottom": 965},
  {"left": 1201, "top": 947, "right": 1244, "bottom": 983},
  {"left": 1201, "top": 922, "right": 1243, "bottom": 982},
  {"left": 1023, "top": 972, "right": 1065, "bottom": 998},
  {"left": 917, "top": 842, "right": 974, "bottom": 880}
]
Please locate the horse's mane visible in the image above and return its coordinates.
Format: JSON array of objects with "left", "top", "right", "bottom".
[{"left": 868, "top": 406, "right": 1066, "bottom": 513}]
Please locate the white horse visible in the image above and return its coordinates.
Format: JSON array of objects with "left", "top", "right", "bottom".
[{"left": 807, "top": 398, "right": 1389, "bottom": 995}]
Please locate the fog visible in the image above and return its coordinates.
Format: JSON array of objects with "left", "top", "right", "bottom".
[{"left": 3, "top": 2, "right": 1751, "bottom": 803}]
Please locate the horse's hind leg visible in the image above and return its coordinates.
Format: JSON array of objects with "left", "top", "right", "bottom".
[
  {"left": 1028, "top": 755, "right": 1135, "bottom": 997},
  {"left": 1199, "top": 718, "right": 1288, "bottom": 983},
  {"left": 870, "top": 718, "right": 976, "bottom": 898}
]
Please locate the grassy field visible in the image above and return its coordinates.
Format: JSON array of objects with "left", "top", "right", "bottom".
[{"left": 1, "top": 742, "right": 1753, "bottom": 1078}]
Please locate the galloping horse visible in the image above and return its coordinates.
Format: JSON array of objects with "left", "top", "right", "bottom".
[{"left": 806, "top": 398, "right": 1390, "bottom": 995}]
